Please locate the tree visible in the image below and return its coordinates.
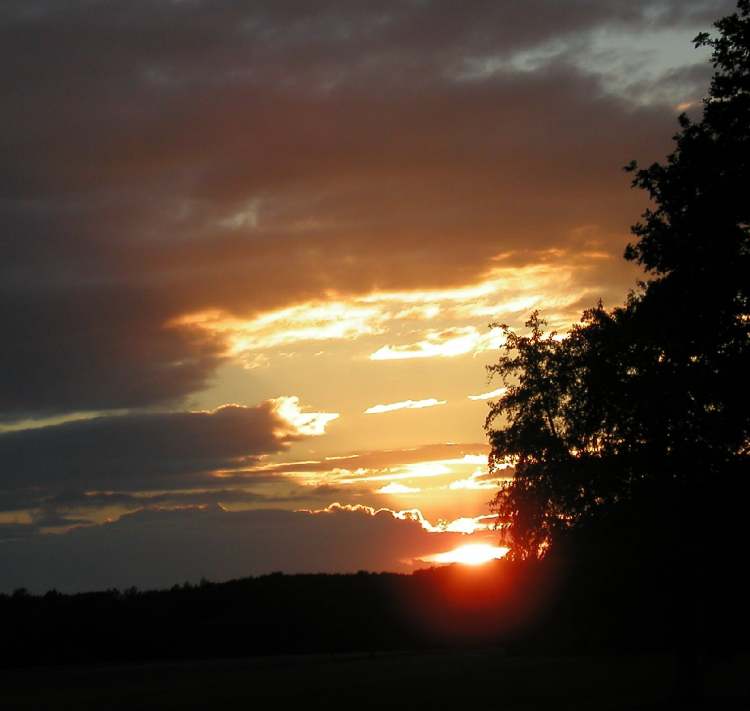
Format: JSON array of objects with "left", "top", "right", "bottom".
[
  {"left": 486, "top": 0, "right": 750, "bottom": 562},
  {"left": 486, "top": 304, "right": 654, "bottom": 560}
]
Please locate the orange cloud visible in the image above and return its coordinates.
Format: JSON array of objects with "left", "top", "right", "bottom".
[
  {"left": 336, "top": 461, "right": 453, "bottom": 484},
  {"left": 166, "top": 256, "right": 621, "bottom": 372},
  {"left": 370, "top": 326, "right": 506, "bottom": 360},
  {"left": 375, "top": 482, "right": 421, "bottom": 495},
  {"left": 169, "top": 302, "right": 386, "bottom": 365},
  {"left": 449, "top": 467, "right": 510, "bottom": 491},
  {"left": 269, "top": 396, "right": 340, "bottom": 437}
]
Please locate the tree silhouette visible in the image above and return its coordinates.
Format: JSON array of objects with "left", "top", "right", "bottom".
[
  {"left": 486, "top": 0, "right": 750, "bottom": 563},
  {"left": 486, "top": 7, "right": 750, "bottom": 698}
]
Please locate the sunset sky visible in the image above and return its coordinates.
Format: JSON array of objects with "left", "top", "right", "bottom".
[{"left": 0, "top": 0, "right": 733, "bottom": 592}]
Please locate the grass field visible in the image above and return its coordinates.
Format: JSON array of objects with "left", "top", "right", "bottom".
[{"left": 2, "top": 649, "right": 748, "bottom": 710}]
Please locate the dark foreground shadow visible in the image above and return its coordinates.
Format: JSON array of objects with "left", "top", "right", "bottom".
[{"left": 2, "top": 649, "right": 748, "bottom": 711}]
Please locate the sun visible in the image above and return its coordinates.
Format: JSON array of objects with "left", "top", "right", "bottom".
[{"left": 426, "top": 543, "right": 509, "bottom": 566}]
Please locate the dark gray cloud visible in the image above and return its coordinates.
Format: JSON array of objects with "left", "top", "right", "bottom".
[
  {"left": 0, "top": 0, "right": 734, "bottom": 418},
  {"left": 29, "top": 509, "right": 91, "bottom": 529},
  {"left": 0, "top": 286, "right": 227, "bottom": 420},
  {"left": 0, "top": 428, "right": 481, "bottom": 521},
  {"left": 0, "top": 504, "right": 480, "bottom": 593},
  {"left": 0, "top": 403, "right": 298, "bottom": 498},
  {"left": 48, "top": 488, "right": 268, "bottom": 511},
  {"left": 0, "top": 523, "right": 41, "bottom": 542},
  {"left": 46, "top": 483, "right": 346, "bottom": 513}
]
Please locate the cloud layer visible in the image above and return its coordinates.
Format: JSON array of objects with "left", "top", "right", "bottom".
[
  {"left": 0, "top": 397, "right": 337, "bottom": 510},
  {"left": 0, "top": 0, "right": 731, "bottom": 419},
  {"left": 0, "top": 504, "right": 489, "bottom": 593}
]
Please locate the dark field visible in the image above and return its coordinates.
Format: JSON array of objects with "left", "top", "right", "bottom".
[
  {"left": 3, "top": 563, "right": 748, "bottom": 709},
  {"left": 2, "top": 650, "right": 748, "bottom": 710}
]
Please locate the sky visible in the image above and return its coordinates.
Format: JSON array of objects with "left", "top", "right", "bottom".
[{"left": 0, "top": 0, "right": 734, "bottom": 592}]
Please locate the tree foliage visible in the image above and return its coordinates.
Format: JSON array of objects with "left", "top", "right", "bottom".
[{"left": 486, "top": 1, "right": 750, "bottom": 561}]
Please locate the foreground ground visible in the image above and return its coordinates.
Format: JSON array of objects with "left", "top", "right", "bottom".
[{"left": 2, "top": 649, "right": 748, "bottom": 710}]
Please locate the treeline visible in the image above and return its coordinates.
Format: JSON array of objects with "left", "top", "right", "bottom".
[
  {"left": 3, "top": 542, "right": 747, "bottom": 669},
  {"left": 1, "top": 563, "right": 535, "bottom": 668}
]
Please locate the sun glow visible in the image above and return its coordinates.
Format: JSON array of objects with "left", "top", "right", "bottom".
[{"left": 426, "top": 543, "right": 509, "bottom": 566}]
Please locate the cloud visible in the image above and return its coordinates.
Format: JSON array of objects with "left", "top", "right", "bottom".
[
  {"left": 174, "top": 260, "right": 602, "bottom": 365},
  {"left": 441, "top": 514, "right": 500, "bottom": 534},
  {"left": 468, "top": 388, "right": 508, "bottom": 401},
  {"left": 335, "top": 461, "right": 453, "bottom": 484},
  {"left": 0, "top": 504, "right": 494, "bottom": 593},
  {"left": 0, "top": 287, "right": 228, "bottom": 421},
  {"left": 370, "top": 327, "right": 506, "bottom": 360},
  {"left": 0, "top": 398, "right": 338, "bottom": 508},
  {"left": 303, "top": 502, "right": 493, "bottom": 536},
  {"left": 169, "top": 302, "right": 387, "bottom": 363},
  {"left": 0, "top": 0, "right": 728, "bottom": 419},
  {"left": 239, "top": 442, "right": 488, "bottom": 476},
  {"left": 375, "top": 482, "right": 421, "bottom": 495},
  {"left": 270, "top": 395, "right": 340, "bottom": 436},
  {"left": 48, "top": 488, "right": 290, "bottom": 513},
  {"left": 449, "top": 468, "right": 511, "bottom": 491},
  {"left": 364, "top": 399, "right": 446, "bottom": 414}
]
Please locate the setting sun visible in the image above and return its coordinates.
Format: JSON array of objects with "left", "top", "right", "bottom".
[{"left": 426, "top": 543, "right": 509, "bottom": 566}]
